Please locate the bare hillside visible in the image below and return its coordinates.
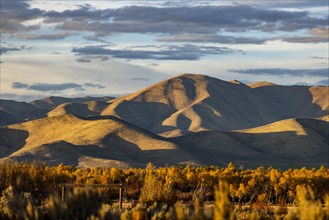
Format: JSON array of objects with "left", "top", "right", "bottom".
[
  {"left": 47, "top": 101, "right": 109, "bottom": 117},
  {"left": 174, "top": 116, "right": 329, "bottom": 166},
  {"left": 0, "top": 99, "right": 46, "bottom": 125},
  {"left": 0, "top": 114, "right": 196, "bottom": 167},
  {"left": 101, "top": 74, "right": 328, "bottom": 137},
  {"left": 29, "top": 96, "right": 114, "bottom": 110}
]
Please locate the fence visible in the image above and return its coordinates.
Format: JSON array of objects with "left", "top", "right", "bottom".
[{"left": 58, "top": 183, "right": 124, "bottom": 209}]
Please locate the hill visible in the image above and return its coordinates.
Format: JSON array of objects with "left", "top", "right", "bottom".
[
  {"left": 0, "top": 99, "right": 47, "bottom": 125},
  {"left": 1, "top": 115, "right": 327, "bottom": 167},
  {"left": 0, "top": 114, "right": 196, "bottom": 167},
  {"left": 173, "top": 116, "right": 329, "bottom": 166},
  {"left": 101, "top": 74, "right": 328, "bottom": 137},
  {"left": 47, "top": 101, "right": 109, "bottom": 117},
  {"left": 29, "top": 96, "right": 114, "bottom": 110},
  {"left": 0, "top": 97, "right": 114, "bottom": 126}
]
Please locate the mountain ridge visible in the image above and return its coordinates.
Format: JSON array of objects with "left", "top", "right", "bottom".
[{"left": 0, "top": 74, "right": 328, "bottom": 167}]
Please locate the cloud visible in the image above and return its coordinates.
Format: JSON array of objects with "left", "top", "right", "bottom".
[
  {"left": 76, "top": 57, "right": 91, "bottom": 63},
  {"left": 12, "top": 82, "right": 29, "bottom": 89},
  {"left": 19, "top": 32, "right": 74, "bottom": 40},
  {"left": 281, "top": 36, "right": 328, "bottom": 43},
  {"left": 310, "top": 27, "right": 329, "bottom": 38},
  {"left": 2, "top": 2, "right": 327, "bottom": 46},
  {"left": 29, "top": 83, "right": 83, "bottom": 91},
  {"left": 0, "top": 0, "right": 43, "bottom": 34},
  {"left": 230, "top": 68, "right": 329, "bottom": 77},
  {"left": 0, "top": 46, "right": 20, "bottom": 55},
  {"left": 0, "top": 45, "right": 31, "bottom": 55},
  {"left": 72, "top": 44, "right": 239, "bottom": 61},
  {"left": 50, "top": 5, "right": 327, "bottom": 36},
  {"left": 11, "top": 82, "right": 106, "bottom": 91},
  {"left": 131, "top": 77, "right": 150, "bottom": 81},
  {"left": 157, "top": 34, "right": 268, "bottom": 44},
  {"left": 84, "top": 83, "right": 105, "bottom": 89},
  {"left": 11, "top": 82, "right": 83, "bottom": 91},
  {"left": 84, "top": 36, "right": 111, "bottom": 43},
  {"left": 280, "top": 27, "right": 329, "bottom": 43}
]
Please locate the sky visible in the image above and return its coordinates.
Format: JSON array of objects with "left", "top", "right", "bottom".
[{"left": 0, "top": 0, "right": 328, "bottom": 101}]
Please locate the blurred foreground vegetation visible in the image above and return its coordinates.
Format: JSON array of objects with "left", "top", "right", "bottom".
[{"left": 0, "top": 162, "right": 328, "bottom": 219}]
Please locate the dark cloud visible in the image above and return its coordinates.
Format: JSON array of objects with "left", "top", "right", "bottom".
[
  {"left": 75, "top": 55, "right": 110, "bottom": 63},
  {"left": 2, "top": 2, "right": 327, "bottom": 45},
  {"left": 44, "top": 4, "right": 105, "bottom": 23},
  {"left": 281, "top": 37, "right": 328, "bottom": 43},
  {"left": 84, "top": 36, "right": 111, "bottom": 43},
  {"left": 11, "top": 82, "right": 83, "bottom": 91},
  {"left": 0, "top": 44, "right": 32, "bottom": 55},
  {"left": 51, "top": 5, "right": 327, "bottom": 36},
  {"left": 0, "top": 46, "right": 20, "bottom": 55},
  {"left": 11, "top": 82, "right": 106, "bottom": 91},
  {"left": 84, "top": 83, "right": 105, "bottom": 89},
  {"left": 158, "top": 33, "right": 328, "bottom": 45},
  {"left": 230, "top": 68, "right": 329, "bottom": 77},
  {"left": 72, "top": 44, "right": 239, "bottom": 60},
  {"left": 131, "top": 77, "right": 151, "bottom": 81},
  {"left": 12, "top": 82, "right": 29, "bottom": 89},
  {"left": 157, "top": 34, "right": 268, "bottom": 44},
  {"left": 29, "top": 83, "right": 83, "bottom": 91},
  {"left": 0, "top": 0, "right": 43, "bottom": 33}
]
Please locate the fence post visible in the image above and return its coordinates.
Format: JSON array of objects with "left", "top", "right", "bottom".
[{"left": 119, "top": 184, "right": 123, "bottom": 209}]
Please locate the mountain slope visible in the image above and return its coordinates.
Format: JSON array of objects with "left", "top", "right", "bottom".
[
  {"left": 1, "top": 115, "right": 327, "bottom": 167},
  {"left": 47, "top": 101, "right": 109, "bottom": 117},
  {"left": 174, "top": 116, "right": 329, "bottom": 166},
  {"left": 101, "top": 74, "right": 328, "bottom": 137},
  {"left": 0, "top": 114, "right": 196, "bottom": 167},
  {"left": 29, "top": 96, "right": 114, "bottom": 110},
  {"left": 0, "top": 99, "right": 46, "bottom": 125}
]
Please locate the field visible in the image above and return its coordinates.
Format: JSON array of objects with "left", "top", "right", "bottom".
[{"left": 0, "top": 162, "right": 328, "bottom": 219}]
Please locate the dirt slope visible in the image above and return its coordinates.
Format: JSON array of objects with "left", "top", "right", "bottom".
[
  {"left": 101, "top": 74, "right": 328, "bottom": 137},
  {"left": 0, "top": 114, "right": 196, "bottom": 167},
  {"left": 174, "top": 116, "right": 329, "bottom": 166}
]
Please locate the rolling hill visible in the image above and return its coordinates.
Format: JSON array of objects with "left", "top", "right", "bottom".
[
  {"left": 101, "top": 74, "right": 329, "bottom": 137},
  {"left": 47, "top": 101, "right": 109, "bottom": 117},
  {"left": 0, "top": 114, "right": 327, "bottom": 167},
  {"left": 0, "top": 99, "right": 47, "bottom": 125},
  {"left": 174, "top": 116, "right": 329, "bottom": 166},
  {"left": 29, "top": 96, "right": 114, "bottom": 110},
  {"left": 0, "top": 114, "right": 196, "bottom": 167},
  {"left": 0, "top": 74, "right": 328, "bottom": 167}
]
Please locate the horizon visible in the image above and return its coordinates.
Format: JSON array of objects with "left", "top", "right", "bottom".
[{"left": 1, "top": 0, "right": 328, "bottom": 102}]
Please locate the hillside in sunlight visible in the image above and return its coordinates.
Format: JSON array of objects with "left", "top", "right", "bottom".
[{"left": 0, "top": 74, "right": 328, "bottom": 167}]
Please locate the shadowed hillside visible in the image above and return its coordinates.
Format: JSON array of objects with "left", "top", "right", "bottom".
[
  {"left": 0, "top": 114, "right": 196, "bottom": 167},
  {"left": 174, "top": 117, "right": 329, "bottom": 166},
  {"left": 47, "top": 101, "right": 109, "bottom": 117},
  {"left": 0, "top": 114, "right": 327, "bottom": 167},
  {"left": 0, "top": 99, "right": 47, "bottom": 125},
  {"left": 101, "top": 74, "right": 328, "bottom": 137},
  {"left": 0, "top": 74, "right": 328, "bottom": 167},
  {"left": 29, "top": 96, "right": 114, "bottom": 110}
]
